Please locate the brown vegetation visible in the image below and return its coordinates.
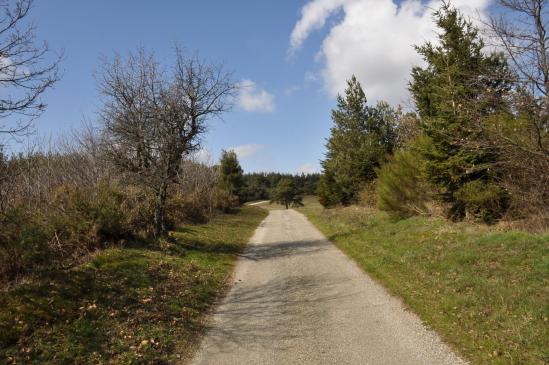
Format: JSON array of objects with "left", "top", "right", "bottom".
[{"left": 0, "top": 135, "right": 236, "bottom": 286}]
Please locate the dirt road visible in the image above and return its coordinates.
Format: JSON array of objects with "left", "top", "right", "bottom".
[{"left": 191, "top": 209, "right": 467, "bottom": 365}]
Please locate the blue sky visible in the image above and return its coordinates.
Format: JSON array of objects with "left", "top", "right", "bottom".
[
  {"left": 24, "top": 0, "right": 490, "bottom": 173},
  {"left": 29, "top": 0, "right": 334, "bottom": 174}
]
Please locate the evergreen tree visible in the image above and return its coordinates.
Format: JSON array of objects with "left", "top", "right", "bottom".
[
  {"left": 409, "top": 2, "right": 511, "bottom": 218},
  {"left": 316, "top": 170, "right": 344, "bottom": 207},
  {"left": 240, "top": 173, "right": 269, "bottom": 201},
  {"left": 271, "top": 178, "right": 303, "bottom": 209},
  {"left": 319, "top": 76, "right": 397, "bottom": 206},
  {"left": 219, "top": 150, "right": 244, "bottom": 202}
]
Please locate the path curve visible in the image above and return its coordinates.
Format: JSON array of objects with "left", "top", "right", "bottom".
[{"left": 191, "top": 209, "right": 467, "bottom": 365}]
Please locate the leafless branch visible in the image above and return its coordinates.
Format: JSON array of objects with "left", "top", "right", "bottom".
[{"left": 0, "top": 0, "right": 62, "bottom": 137}]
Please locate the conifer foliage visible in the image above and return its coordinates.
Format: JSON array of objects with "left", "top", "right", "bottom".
[
  {"left": 409, "top": 2, "right": 512, "bottom": 219},
  {"left": 219, "top": 150, "right": 244, "bottom": 202},
  {"left": 318, "top": 2, "right": 547, "bottom": 225},
  {"left": 318, "top": 76, "right": 397, "bottom": 206},
  {"left": 271, "top": 178, "right": 303, "bottom": 209}
]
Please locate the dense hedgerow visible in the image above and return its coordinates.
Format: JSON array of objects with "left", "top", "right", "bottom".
[
  {"left": 455, "top": 180, "right": 510, "bottom": 224},
  {"left": 0, "top": 149, "right": 238, "bottom": 286},
  {"left": 0, "top": 183, "right": 154, "bottom": 283}
]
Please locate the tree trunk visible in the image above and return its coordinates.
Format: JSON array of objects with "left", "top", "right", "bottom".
[{"left": 153, "top": 182, "right": 168, "bottom": 237}]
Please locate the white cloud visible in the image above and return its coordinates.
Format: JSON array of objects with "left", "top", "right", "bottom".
[
  {"left": 290, "top": 0, "right": 347, "bottom": 52},
  {"left": 237, "top": 79, "right": 276, "bottom": 112},
  {"left": 297, "top": 163, "right": 320, "bottom": 174},
  {"left": 190, "top": 149, "right": 213, "bottom": 165},
  {"left": 229, "top": 144, "right": 263, "bottom": 159},
  {"left": 290, "top": 0, "right": 491, "bottom": 105},
  {"left": 0, "top": 56, "right": 31, "bottom": 79}
]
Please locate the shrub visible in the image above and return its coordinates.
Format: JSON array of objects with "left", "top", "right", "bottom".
[
  {"left": 316, "top": 172, "right": 343, "bottom": 207},
  {"left": 376, "top": 149, "right": 429, "bottom": 218},
  {"left": 0, "top": 183, "right": 140, "bottom": 284},
  {"left": 455, "top": 180, "right": 509, "bottom": 224},
  {"left": 214, "top": 188, "right": 239, "bottom": 213},
  {"left": 358, "top": 181, "right": 377, "bottom": 207},
  {"left": 0, "top": 208, "right": 50, "bottom": 282},
  {"left": 116, "top": 185, "right": 156, "bottom": 234},
  {"left": 167, "top": 190, "right": 212, "bottom": 224},
  {"left": 482, "top": 111, "right": 548, "bottom": 228},
  {"left": 47, "top": 184, "right": 135, "bottom": 246}
]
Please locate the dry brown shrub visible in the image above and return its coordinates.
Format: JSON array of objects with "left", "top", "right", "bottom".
[
  {"left": 499, "top": 149, "right": 549, "bottom": 231},
  {"left": 358, "top": 181, "right": 377, "bottom": 208}
]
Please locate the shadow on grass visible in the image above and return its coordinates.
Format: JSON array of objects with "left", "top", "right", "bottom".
[
  {"left": 327, "top": 229, "right": 369, "bottom": 243},
  {"left": 171, "top": 240, "right": 244, "bottom": 254},
  {"left": 170, "top": 231, "right": 244, "bottom": 255},
  {"left": 0, "top": 248, "right": 206, "bottom": 363}
]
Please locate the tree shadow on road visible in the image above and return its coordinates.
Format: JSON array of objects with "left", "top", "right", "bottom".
[
  {"left": 240, "top": 239, "right": 331, "bottom": 261},
  {"left": 197, "top": 272, "right": 362, "bottom": 353}
]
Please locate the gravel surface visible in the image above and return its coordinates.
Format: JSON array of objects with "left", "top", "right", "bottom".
[
  {"left": 246, "top": 200, "right": 270, "bottom": 206},
  {"left": 191, "top": 209, "right": 468, "bottom": 365}
]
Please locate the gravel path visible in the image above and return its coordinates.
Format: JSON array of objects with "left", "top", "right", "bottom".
[
  {"left": 246, "top": 200, "right": 270, "bottom": 206},
  {"left": 191, "top": 209, "right": 468, "bottom": 365}
]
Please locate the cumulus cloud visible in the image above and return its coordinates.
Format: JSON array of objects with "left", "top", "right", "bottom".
[
  {"left": 237, "top": 79, "right": 276, "bottom": 112},
  {"left": 290, "top": 0, "right": 347, "bottom": 51},
  {"left": 297, "top": 163, "right": 320, "bottom": 174},
  {"left": 229, "top": 144, "right": 263, "bottom": 159},
  {"left": 290, "top": 0, "right": 491, "bottom": 105},
  {"left": 190, "top": 149, "right": 213, "bottom": 165}
]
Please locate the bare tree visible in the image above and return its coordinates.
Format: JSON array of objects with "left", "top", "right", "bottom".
[
  {"left": 98, "top": 48, "right": 235, "bottom": 236},
  {"left": 487, "top": 0, "right": 549, "bottom": 156},
  {"left": 489, "top": 1, "right": 549, "bottom": 95},
  {"left": 481, "top": 2, "right": 549, "bottom": 223},
  {"left": 0, "top": 0, "right": 61, "bottom": 137}
]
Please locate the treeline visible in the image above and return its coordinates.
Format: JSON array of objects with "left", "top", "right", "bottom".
[
  {"left": 318, "top": 2, "right": 548, "bottom": 228},
  {"left": 241, "top": 172, "right": 320, "bottom": 202},
  {"left": 217, "top": 149, "right": 320, "bottom": 203}
]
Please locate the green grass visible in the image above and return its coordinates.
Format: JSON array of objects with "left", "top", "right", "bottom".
[
  {"left": 0, "top": 206, "right": 267, "bottom": 364},
  {"left": 298, "top": 198, "right": 549, "bottom": 365}
]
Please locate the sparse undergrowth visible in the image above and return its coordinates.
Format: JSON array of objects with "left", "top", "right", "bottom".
[
  {"left": 298, "top": 198, "right": 548, "bottom": 365},
  {"left": 0, "top": 206, "right": 267, "bottom": 364}
]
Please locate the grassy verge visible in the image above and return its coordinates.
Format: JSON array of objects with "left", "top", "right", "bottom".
[
  {"left": 298, "top": 198, "right": 548, "bottom": 365},
  {"left": 0, "top": 206, "right": 267, "bottom": 364}
]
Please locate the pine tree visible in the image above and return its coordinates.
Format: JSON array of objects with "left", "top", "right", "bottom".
[
  {"left": 219, "top": 150, "right": 244, "bottom": 202},
  {"left": 271, "top": 178, "right": 303, "bottom": 209},
  {"left": 409, "top": 2, "right": 511, "bottom": 218},
  {"left": 319, "top": 76, "right": 397, "bottom": 206},
  {"left": 316, "top": 170, "right": 344, "bottom": 207}
]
